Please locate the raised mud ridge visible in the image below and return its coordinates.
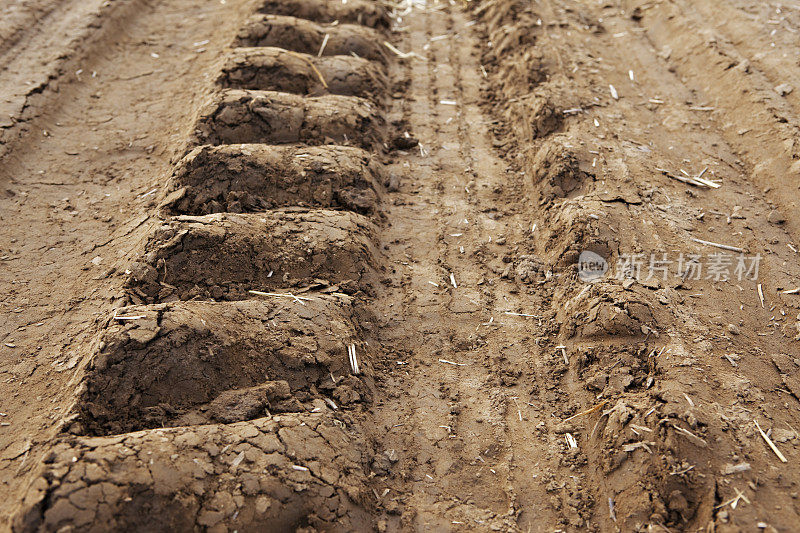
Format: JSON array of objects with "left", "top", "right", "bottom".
[
  {"left": 9, "top": 0, "right": 395, "bottom": 530},
  {"left": 194, "top": 89, "right": 385, "bottom": 149},
  {"left": 125, "top": 210, "right": 379, "bottom": 303},
  {"left": 218, "top": 48, "right": 388, "bottom": 101},
  {"left": 160, "top": 144, "right": 385, "bottom": 216},
  {"left": 473, "top": 0, "right": 800, "bottom": 530},
  {"left": 74, "top": 297, "right": 370, "bottom": 436},
  {"left": 13, "top": 414, "right": 374, "bottom": 532},
  {"left": 235, "top": 15, "right": 387, "bottom": 63}
]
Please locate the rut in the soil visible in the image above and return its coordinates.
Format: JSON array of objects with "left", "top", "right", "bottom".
[{"left": 470, "top": 0, "right": 800, "bottom": 530}]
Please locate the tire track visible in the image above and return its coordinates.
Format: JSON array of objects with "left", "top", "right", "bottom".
[
  {"left": 368, "top": 1, "right": 583, "bottom": 530},
  {"left": 474, "top": 0, "right": 800, "bottom": 530},
  {"left": 6, "top": 0, "right": 800, "bottom": 530},
  {"left": 8, "top": 0, "right": 399, "bottom": 530}
]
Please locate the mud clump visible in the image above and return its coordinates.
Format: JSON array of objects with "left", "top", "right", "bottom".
[
  {"left": 527, "top": 137, "right": 588, "bottom": 203},
  {"left": 504, "top": 94, "right": 561, "bottom": 146},
  {"left": 559, "top": 282, "right": 657, "bottom": 340},
  {"left": 207, "top": 382, "right": 294, "bottom": 424},
  {"left": 585, "top": 397, "right": 714, "bottom": 530},
  {"left": 310, "top": 55, "right": 388, "bottom": 103},
  {"left": 235, "top": 15, "right": 387, "bottom": 63},
  {"left": 509, "top": 254, "right": 548, "bottom": 284},
  {"left": 12, "top": 414, "right": 374, "bottom": 532},
  {"left": 218, "top": 47, "right": 388, "bottom": 103},
  {"left": 476, "top": 0, "right": 541, "bottom": 57},
  {"left": 73, "top": 297, "right": 369, "bottom": 435},
  {"left": 529, "top": 200, "right": 616, "bottom": 269},
  {"left": 160, "top": 144, "right": 385, "bottom": 216},
  {"left": 474, "top": 0, "right": 548, "bottom": 105},
  {"left": 194, "top": 89, "right": 385, "bottom": 149},
  {"left": 125, "top": 210, "right": 378, "bottom": 303},
  {"left": 495, "top": 49, "right": 547, "bottom": 95},
  {"left": 258, "top": 0, "right": 390, "bottom": 28}
]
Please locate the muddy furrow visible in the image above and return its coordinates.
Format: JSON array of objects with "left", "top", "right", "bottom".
[
  {"left": 362, "top": 1, "right": 594, "bottom": 530},
  {"left": 473, "top": 0, "right": 800, "bottom": 530}
]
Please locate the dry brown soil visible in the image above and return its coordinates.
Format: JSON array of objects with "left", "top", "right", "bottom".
[{"left": 2, "top": 0, "right": 800, "bottom": 531}]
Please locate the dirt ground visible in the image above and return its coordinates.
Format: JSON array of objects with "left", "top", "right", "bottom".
[{"left": 2, "top": 0, "right": 800, "bottom": 531}]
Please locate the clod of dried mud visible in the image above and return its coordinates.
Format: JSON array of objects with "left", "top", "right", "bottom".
[
  {"left": 13, "top": 413, "right": 373, "bottom": 533},
  {"left": 193, "top": 89, "right": 385, "bottom": 149},
  {"left": 159, "top": 144, "right": 385, "bottom": 216},
  {"left": 558, "top": 281, "right": 657, "bottom": 340},
  {"left": 526, "top": 136, "right": 590, "bottom": 204},
  {"left": 235, "top": 15, "right": 387, "bottom": 63},
  {"left": 125, "top": 210, "right": 379, "bottom": 303},
  {"left": 218, "top": 47, "right": 388, "bottom": 102},
  {"left": 71, "top": 296, "right": 370, "bottom": 436}
]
